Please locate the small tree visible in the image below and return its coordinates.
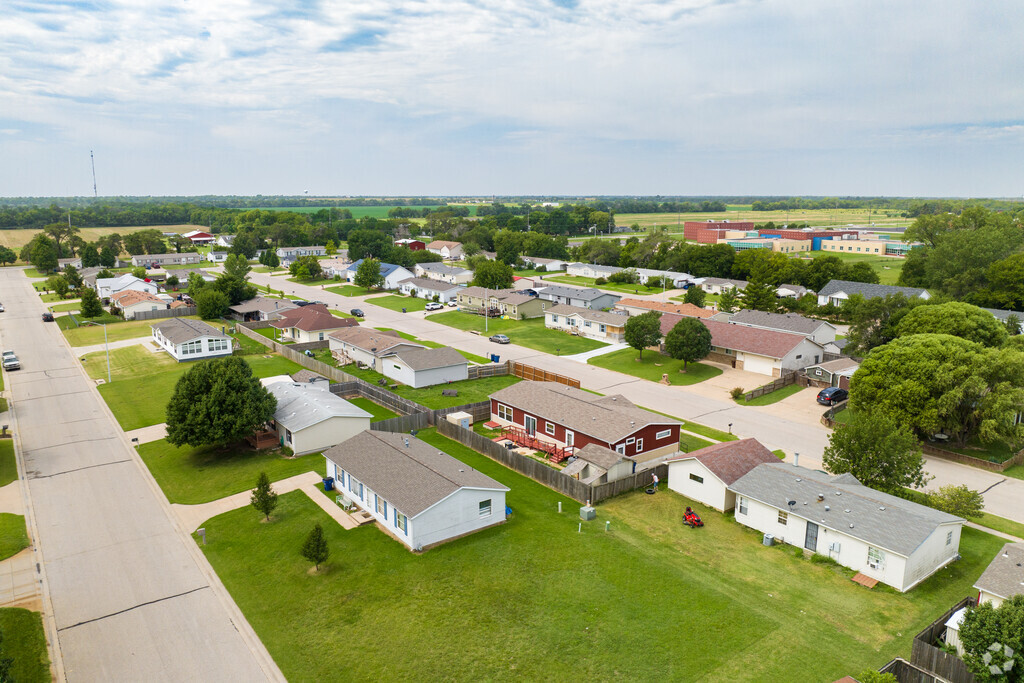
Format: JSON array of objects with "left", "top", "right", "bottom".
[
  {"left": 959, "top": 595, "right": 1024, "bottom": 683},
  {"left": 683, "top": 286, "right": 706, "bottom": 308},
  {"left": 624, "top": 311, "right": 662, "bottom": 361},
  {"left": 46, "top": 275, "right": 69, "bottom": 299},
  {"left": 822, "top": 411, "right": 930, "bottom": 495},
  {"left": 354, "top": 258, "right": 385, "bottom": 289},
  {"left": 718, "top": 287, "right": 740, "bottom": 314},
  {"left": 325, "top": 239, "right": 337, "bottom": 255},
  {"left": 925, "top": 484, "right": 984, "bottom": 519},
  {"left": 301, "top": 523, "right": 329, "bottom": 571},
  {"left": 195, "top": 288, "right": 229, "bottom": 319},
  {"left": 250, "top": 472, "right": 279, "bottom": 521},
  {"left": 664, "top": 317, "right": 712, "bottom": 371},
  {"left": 166, "top": 274, "right": 180, "bottom": 290},
  {"left": 131, "top": 266, "right": 147, "bottom": 279},
  {"left": 1006, "top": 314, "right": 1021, "bottom": 336},
  {"left": 79, "top": 286, "right": 104, "bottom": 317}
]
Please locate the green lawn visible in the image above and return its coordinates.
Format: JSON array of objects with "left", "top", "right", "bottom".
[
  {"left": 286, "top": 276, "right": 337, "bottom": 287},
  {"left": 327, "top": 309, "right": 357, "bottom": 319},
  {"left": 735, "top": 383, "right": 805, "bottom": 406},
  {"left": 975, "top": 512, "right": 1024, "bottom": 540},
  {"left": 0, "top": 608, "right": 50, "bottom": 682},
  {"left": 59, "top": 314, "right": 205, "bottom": 347},
  {"left": 197, "top": 427, "right": 1005, "bottom": 681},
  {"left": 346, "top": 397, "right": 399, "bottom": 422},
  {"left": 253, "top": 266, "right": 286, "bottom": 273},
  {"left": 39, "top": 292, "right": 68, "bottom": 302},
  {"left": 230, "top": 330, "right": 272, "bottom": 355},
  {"left": 49, "top": 301, "right": 82, "bottom": 312},
  {"left": 325, "top": 285, "right": 376, "bottom": 297},
  {"left": 679, "top": 432, "right": 715, "bottom": 451},
  {"left": 366, "top": 295, "right": 426, "bottom": 312},
  {"left": 22, "top": 268, "right": 50, "bottom": 278},
  {"left": 542, "top": 274, "right": 675, "bottom": 296},
  {"left": 426, "top": 311, "right": 607, "bottom": 355},
  {"left": 137, "top": 439, "right": 325, "bottom": 505},
  {"left": 0, "top": 440, "right": 15, "bottom": 487},
  {"left": 804, "top": 250, "right": 905, "bottom": 285},
  {"left": 588, "top": 348, "right": 723, "bottom": 386},
  {"left": 0, "top": 513, "right": 28, "bottom": 561}
]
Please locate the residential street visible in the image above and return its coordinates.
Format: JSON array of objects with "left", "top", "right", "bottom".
[
  {"left": 0, "top": 268, "right": 283, "bottom": 682},
  {"left": 252, "top": 271, "right": 1024, "bottom": 524}
]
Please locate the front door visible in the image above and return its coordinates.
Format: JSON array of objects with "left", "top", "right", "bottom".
[
  {"left": 565, "top": 431, "right": 574, "bottom": 448},
  {"left": 804, "top": 522, "right": 818, "bottom": 551},
  {"left": 524, "top": 415, "right": 536, "bottom": 436}
]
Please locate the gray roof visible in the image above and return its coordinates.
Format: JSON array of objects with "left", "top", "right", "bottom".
[
  {"left": 398, "top": 277, "right": 462, "bottom": 292},
  {"left": 151, "top": 318, "right": 228, "bottom": 344},
  {"left": 490, "top": 381, "right": 679, "bottom": 444},
  {"left": 806, "top": 358, "right": 859, "bottom": 374},
  {"left": 777, "top": 283, "right": 811, "bottom": 296},
  {"left": 417, "top": 263, "right": 470, "bottom": 276},
  {"left": 546, "top": 304, "right": 629, "bottom": 326},
  {"left": 728, "top": 463, "right": 963, "bottom": 557},
  {"left": 291, "top": 369, "right": 330, "bottom": 384},
  {"left": 389, "top": 346, "right": 467, "bottom": 371},
  {"left": 818, "top": 279, "right": 928, "bottom": 300},
  {"left": 324, "top": 431, "right": 508, "bottom": 517},
  {"left": 268, "top": 381, "right": 372, "bottom": 431},
  {"left": 981, "top": 307, "right": 1022, "bottom": 323},
  {"left": 974, "top": 543, "right": 1024, "bottom": 601},
  {"left": 701, "top": 277, "right": 748, "bottom": 288},
  {"left": 329, "top": 327, "right": 421, "bottom": 356},
  {"left": 538, "top": 285, "right": 615, "bottom": 302},
  {"left": 729, "top": 310, "right": 832, "bottom": 336},
  {"left": 568, "top": 262, "right": 621, "bottom": 274},
  {"left": 229, "top": 296, "right": 299, "bottom": 315},
  {"left": 575, "top": 443, "right": 628, "bottom": 469}
]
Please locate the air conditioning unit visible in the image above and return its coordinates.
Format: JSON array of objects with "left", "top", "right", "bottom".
[{"left": 867, "top": 560, "right": 880, "bottom": 570}]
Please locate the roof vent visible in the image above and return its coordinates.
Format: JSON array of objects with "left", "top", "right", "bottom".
[
  {"left": 849, "top": 524, "right": 854, "bottom": 529},
  {"left": 844, "top": 509, "right": 850, "bottom": 513},
  {"left": 803, "top": 501, "right": 807, "bottom": 505},
  {"left": 404, "top": 438, "right": 409, "bottom": 448},
  {"left": 817, "top": 494, "right": 824, "bottom": 501},
  {"left": 824, "top": 505, "right": 830, "bottom": 512},
  {"left": 835, "top": 492, "right": 841, "bottom": 496},
  {"left": 795, "top": 478, "right": 801, "bottom": 482},
  {"left": 879, "top": 506, "right": 886, "bottom": 511}
]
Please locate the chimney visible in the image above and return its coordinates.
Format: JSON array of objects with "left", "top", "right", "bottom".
[{"left": 794, "top": 452, "right": 799, "bottom": 467}]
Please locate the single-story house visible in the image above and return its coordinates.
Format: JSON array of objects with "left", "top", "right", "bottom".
[
  {"left": 537, "top": 284, "right": 621, "bottom": 311},
  {"left": 109, "top": 290, "right": 169, "bottom": 320},
  {"left": 699, "top": 277, "right": 748, "bottom": 295},
  {"left": 265, "top": 381, "right": 372, "bottom": 455},
  {"left": 345, "top": 260, "right": 415, "bottom": 290},
  {"left": 151, "top": 318, "right": 232, "bottom": 362},
  {"left": 58, "top": 257, "right": 83, "bottom": 270},
  {"left": 489, "top": 381, "right": 681, "bottom": 462},
  {"left": 268, "top": 304, "right": 358, "bottom": 343},
  {"left": 215, "top": 234, "right": 235, "bottom": 248},
  {"left": 414, "top": 262, "right": 473, "bottom": 285},
  {"left": 634, "top": 268, "right": 693, "bottom": 287},
  {"left": 730, "top": 463, "right": 964, "bottom": 592},
  {"left": 974, "top": 543, "right": 1024, "bottom": 608},
  {"left": 817, "top": 280, "right": 931, "bottom": 307},
  {"left": 699, "top": 319, "right": 824, "bottom": 377},
  {"left": 545, "top": 304, "right": 628, "bottom": 342},
  {"left": 207, "top": 251, "right": 228, "bottom": 263},
  {"left": 455, "top": 287, "right": 547, "bottom": 319},
  {"left": 131, "top": 252, "right": 202, "bottom": 268},
  {"left": 728, "top": 310, "right": 837, "bottom": 345},
  {"left": 182, "top": 230, "right": 216, "bottom": 245},
  {"left": 95, "top": 274, "right": 160, "bottom": 300},
  {"left": 425, "top": 240, "right": 464, "bottom": 260},
  {"left": 823, "top": 337, "right": 850, "bottom": 356},
  {"left": 276, "top": 245, "right": 327, "bottom": 259},
  {"left": 320, "top": 257, "right": 351, "bottom": 278},
  {"left": 666, "top": 439, "right": 780, "bottom": 511},
  {"left": 803, "top": 358, "right": 859, "bottom": 389},
  {"left": 776, "top": 284, "right": 812, "bottom": 299},
  {"left": 397, "top": 277, "right": 464, "bottom": 303},
  {"left": 520, "top": 256, "right": 567, "bottom": 272},
  {"left": 227, "top": 296, "right": 299, "bottom": 322},
  {"left": 324, "top": 431, "right": 509, "bottom": 551},
  {"left": 394, "top": 239, "right": 426, "bottom": 251},
  {"left": 565, "top": 263, "right": 622, "bottom": 279},
  {"left": 328, "top": 327, "right": 425, "bottom": 371},
  {"left": 561, "top": 443, "right": 634, "bottom": 485},
  {"left": 614, "top": 298, "right": 713, "bottom": 319},
  {"left": 174, "top": 268, "right": 217, "bottom": 283},
  {"left": 381, "top": 346, "right": 468, "bottom": 388}
]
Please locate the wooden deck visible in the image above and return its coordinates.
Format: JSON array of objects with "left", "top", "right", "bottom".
[{"left": 498, "top": 425, "right": 575, "bottom": 463}]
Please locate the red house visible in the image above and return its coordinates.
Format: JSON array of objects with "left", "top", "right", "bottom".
[
  {"left": 182, "top": 229, "right": 215, "bottom": 245},
  {"left": 489, "top": 382, "right": 681, "bottom": 463},
  {"left": 394, "top": 239, "right": 426, "bottom": 251}
]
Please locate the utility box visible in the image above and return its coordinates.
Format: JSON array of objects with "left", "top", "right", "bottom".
[
  {"left": 580, "top": 506, "right": 596, "bottom": 521},
  {"left": 763, "top": 533, "right": 774, "bottom": 546},
  {"left": 445, "top": 411, "right": 473, "bottom": 430}
]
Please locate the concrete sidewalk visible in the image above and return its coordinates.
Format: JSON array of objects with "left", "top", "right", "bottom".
[
  {"left": 0, "top": 549, "right": 40, "bottom": 610},
  {"left": 965, "top": 521, "right": 1024, "bottom": 542},
  {"left": 74, "top": 336, "right": 157, "bottom": 356},
  {"left": 126, "top": 423, "right": 168, "bottom": 445},
  {"left": 562, "top": 342, "right": 625, "bottom": 362},
  {"left": 0, "top": 481, "right": 23, "bottom": 515}
]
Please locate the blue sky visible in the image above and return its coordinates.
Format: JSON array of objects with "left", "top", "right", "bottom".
[{"left": 1, "top": 0, "right": 1022, "bottom": 197}]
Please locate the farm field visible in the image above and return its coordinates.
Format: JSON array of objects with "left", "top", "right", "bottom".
[
  {"left": 196, "top": 427, "right": 1004, "bottom": 681},
  {"left": 0, "top": 225, "right": 203, "bottom": 251},
  {"left": 241, "top": 205, "right": 457, "bottom": 219},
  {"left": 615, "top": 208, "right": 911, "bottom": 230}
]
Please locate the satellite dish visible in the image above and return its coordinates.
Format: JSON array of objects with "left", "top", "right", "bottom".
[{"left": 788, "top": 500, "right": 796, "bottom": 506}]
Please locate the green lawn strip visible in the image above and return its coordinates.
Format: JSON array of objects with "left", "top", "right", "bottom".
[
  {"left": 138, "top": 439, "right": 324, "bottom": 505},
  {"left": 22, "top": 268, "right": 49, "bottom": 278},
  {"left": 346, "top": 397, "right": 399, "bottom": 422},
  {"left": 48, "top": 301, "right": 81, "bottom": 312},
  {"left": 325, "top": 285, "right": 376, "bottom": 297},
  {"left": 0, "top": 397, "right": 7, "bottom": 413},
  {"left": 60, "top": 314, "right": 205, "bottom": 346},
  {"left": 373, "top": 327, "right": 443, "bottom": 348},
  {"left": 0, "top": 371, "right": 4, "bottom": 391},
  {"left": 39, "top": 292, "right": 68, "bottom": 302},
  {"left": 643, "top": 407, "right": 739, "bottom": 443},
  {"left": 0, "top": 513, "right": 29, "bottom": 561},
  {"left": 0, "top": 608, "right": 50, "bottom": 683},
  {"left": 680, "top": 432, "right": 714, "bottom": 451},
  {"left": 366, "top": 295, "right": 427, "bottom": 312},
  {"left": 587, "top": 347, "right": 722, "bottom": 386},
  {"left": 0, "top": 440, "right": 14, "bottom": 487},
  {"left": 286, "top": 276, "right": 337, "bottom": 287},
  {"left": 426, "top": 311, "right": 606, "bottom": 355},
  {"left": 252, "top": 266, "right": 286, "bottom": 273},
  {"left": 735, "top": 383, "right": 805, "bottom": 406},
  {"left": 541, "top": 274, "right": 670, "bottom": 296},
  {"left": 199, "top": 426, "right": 1004, "bottom": 681},
  {"left": 1002, "top": 464, "right": 1024, "bottom": 482},
  {"left": 327, "top": 309, "right": 357, "bottom": 319}
]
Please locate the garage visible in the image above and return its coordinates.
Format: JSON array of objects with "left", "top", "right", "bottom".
[{"left": 740, "top": 353, "right": 777, "bottom": 376}]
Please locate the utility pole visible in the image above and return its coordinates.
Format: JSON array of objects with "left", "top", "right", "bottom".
[{"left": 90, "top": 150, "right": 97, "bottom": 197}]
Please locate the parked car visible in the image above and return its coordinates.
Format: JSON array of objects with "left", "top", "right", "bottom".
[
  {"left": 2, "top": 351, "right": 19, "bottom": 371},
  {"left": 0, "top": 303, "right": 5, "bottom": 312},
  {"left": 447, "top": 300, "right": 457, "bottom": 307},
  {"left": 816, "top": 387, "right": 848, "bottom": 406},
  {"left": 425, "top": 302, "right": 443, "bottom": 311},
  {"left": 489, "top": 334, "right": 510, "bottom": 344},
  {"left": 351, "top": 309, "right": 365, "bottom": 318},
  {"left": 42, "top": 312, "right": 54, "bottom": 322}
]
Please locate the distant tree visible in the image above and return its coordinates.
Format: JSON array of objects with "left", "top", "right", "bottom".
[
  {"left": 0, "top": 246, "right": 18, "bottom": 266},
  {"left": 354, "top": 258, "right": 385, "bottom": 289},
  {"left": 168, "top": 235, "right": 190, "bottom": 253},
  {"left": 250, "top": 472, "right": 279, "bottom": 521},
  {"left": 258, "top": 249, "right": 280, "bottom": 268},
  {"left": 461, "top": 241, "right": 481, "bottom": 257},
  {"left": 325, "top": 239, "right": 337, "bottom": 256},
  {"left": 46, "top": 275, "right": 69, "bottom": 299},
  {"left": 959, "top": 595, "right": 1024, "bottom": 683},
  {"left": 896, "top": 302, "right": 1008, "bottom": 347},
  {"left": 347, "top": 229, "right": 392, "bottom": 260},
  {"left": 131, "top": 266, "right": 147, "bottom": 279},
  {"left": 301, "top": 523, "right": 329, "bottom": 571},
  {"left": 663, "top": 317, "right": 712, "bottom": 371},
  {"left": 99, "top": 245, "right": 118, "bottom": 268},
  {"left": 822, "top": 411, "right": 930, "bottom": 495},
  {"left": 624, "top": 311, "right": 662, "bottom": 360},
  {"left": 683, "top": 286, "right": 706, "bottom": 308},
  {"left": 187, "top": 271, "right": 207, "bottom": 299},
  {"left": 96, "top": 268, "right": 114, "bottom": 279},
  {"left": 925, "top": 484, "right": 984, "bottom": 519},
  {"left": 717, "top": 287, "right": 740, "bottom": 314},
  {"left": 195, "top": 288, "right": 229, "bottom": 319},
  {"left": 740, "top": 265, "right": 778, "bottom": 313},
  {"left": 1006, "top": 314, "right": 1021, "bottom": 337},
  {"left": 165, "top": 357, "right": 277, "bottom": 449},
  {"left": 223, "top": 253, "right": 252, "bottom": 281},
  {"left": 30, "top": 237, "right": 59, "bottom": 273},
  {"left": 165, "top": 274, "right": 180, "bottom": 290},
  {"left": 472, "top": 260, "right": 514, "bottom": 290},
  {"left": 289, "top": 255, "right": 322, "bottom": 280},
  {"left": 79, "top": 286, "right": 104, "bottom": 317},
  {"left": 213, "top": 275, "right": 256, "bottom": 306}
]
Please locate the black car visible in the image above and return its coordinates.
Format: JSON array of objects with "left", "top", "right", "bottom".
[
  {"left": 41, "top": 312, "right": 54, "bottom": 322},
  {"left": 351, "top": 309, "right": 365, "bottom": 318},
  {"left": 816, "top": 387, "right": 848, "bottom": 406}
]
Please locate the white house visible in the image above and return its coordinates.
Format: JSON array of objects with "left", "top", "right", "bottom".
[
  {"left": 816, "top": 280, "right": 931, "bottom": 307},
  {"left": 151, "top": 318, "right": 232, "bottom": 362},
  {"left": 268, "top": 304, "right": 359, "bottom": 343},
  {"left": 666, "top": 439, "right": 780, "bottom": 512},
  {"left": 699, "top": 277, "right": 748, "bottom": 295},
  {"left": 265, "top": 381, "right": 372, "bottom": 455},
  {"left": 131, "top": 252, "right": 201, "bottom": 268},
  {"left": 425, "top": 240, "right": 464, "bottom": 260},
  {"left": 381, "top": 346, "right": 468, "bottom": 388},
  {"left": 545, "top": 304, "right": 628, "bottom": 342},
  {"left": 776, "top": 284, "right": 812, "bottom": 299},
  {"left": 345, "top": 260, "right": 415, "bottom": 290},
  {"left": 276, "top": 245, "right": 327, "bottom": 259},
  {"left": 109, "top": 290, "right": 169, "bottom": 320},
  {"left": 328, "top": 327, "right": 425, "bottom": 371},
  {"left": 565, "top": 262, "right": 622, "bottom": 279},
  {"left": 396, "top": 277, "right": 464, "bottom": 303},
  {"left": 95, "top": 274, "right": 160, "bottom": 300},
  {"left": 228, "top": 296, "right": 299, "bottom": 322},
  {"left": 537, "top": 284, "right": 620, "bottom": 310},
  {"left": 207, "top": 251, "right": 228, "bottom": 264},
  {"left": 414, "top": 262, "right": 473, "bottom": 285},
  {"left": 974, "top": 543, "right": 1024, "bottom": 608},
  {"left": 215, "top": 234, "right": 235, "bottom": 248},
  {"left": 520, "top": 256, "right": 567, "bottom": 272},
  {"left": 324, "top": 431, "right": 509, "bottom": 551},
  {"left": 729, "top": 463, "right": 964, "bottom": 592},
  {"left": 701, "top": 319, "right": 824, "bottom": 377},
  {"left": 320, "top": 257, "right": 351, "bottom": 278},
  {"left": 727, "top": 310, "right": 837, "bottom": 345}
]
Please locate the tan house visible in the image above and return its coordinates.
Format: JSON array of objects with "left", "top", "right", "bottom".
[
  {"left": 456, "top": 287, "right": 547, "bottom": 319},
  {"left": 614, "top": 298, "right": 713, "bottom": 319},
  {"left": 328, "top": 327, "right": 424, "bottom": 371},
  {"left": 268, "top": 304, "right": 358, "bottom": 343},
  {"left": 425, "top": 240, "right": 464, "bottom": 260},
  {"left": 109, "top": 290, "right": 168, "bottom": 320},
  {"left": 545, "top": 304, "right": 628, "bottom": 342}
]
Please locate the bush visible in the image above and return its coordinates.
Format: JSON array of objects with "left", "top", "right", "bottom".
[
  {"left": 594, "top": 277, "right": 607, "bottom": 285},
  {"left": 730, "top": 387, "right": 745, "bottom": 400}
]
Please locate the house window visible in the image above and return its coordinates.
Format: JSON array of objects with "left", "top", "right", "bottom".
[
  {"left": 689, "top": 473, "right": 703, "bottom": 484},
  {"left": 599, "top": 324, "right": 606, "bottom": 333},
  {"left": 351, "top": 477, "right": 364, "bottom": 501},
  {"left": 626, "top": 437, "right": 635, "bottom": 445},
  {"left": 551, "top": 315, "right": 558, "bottom": 324},
  {"left": 946, "top": 531, "right": 952, "bottom": 546},
  {"left": 393, "top": 364, "right": 401, "bottom": 371},
  {"left": 339, "top": 469, "right": 346, "bottom": 488},
  {"left": 497, "top": 404, "right": 513, "bottom": 421},
  {"left": 867, "top": 546, "right": 886, "bottom": 570},
  {"left": 319, "top": 332, "right": 325, "bottom": 341},
  {"left": 635, "top": 438, "right": 643, "bottom": 452},
  {"left": 777, "top": 511, "right": 788, "bottom": 525},
  {"left": 545, "top": 422, "right": 555, "bottom": 436},
  {"left": 656, "top": 429, "right": 671, "bottom": 440},
  {"left": 208, "top": 338, "right": 229, "bottom": 352},
  {"left": 738, "top": 496, "right": 748, "bottom": 515},
  {"left": 376, "top": 495, "right": 387, "bottom": 516},
  {"left": 180, "top": 339, "right": 203, "bottom": 355},
  {"left": 395, "top": 511, "right": 408, "bottom": 534},
  {"left": 285, "top": 429, "right": 292, "bottom": 443},
  {"left": 479, "top": 499, "right": 492, "bottom": 517}
]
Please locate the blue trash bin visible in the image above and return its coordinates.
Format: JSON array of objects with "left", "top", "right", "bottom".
[{"left": 323, "top": 477, "right": 334, "bottom": 491}]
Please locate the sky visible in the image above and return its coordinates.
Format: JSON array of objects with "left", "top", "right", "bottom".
[{"left": 1, "top": 0, "right": 1022, "bottom": 198}]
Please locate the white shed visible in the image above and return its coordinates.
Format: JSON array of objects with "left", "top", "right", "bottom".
[
  {"left": 381, "top": 346, "right": 469, "bottom": 388},
  {"left": 266, "top": 382, "right": 372, "bottom": 455}
]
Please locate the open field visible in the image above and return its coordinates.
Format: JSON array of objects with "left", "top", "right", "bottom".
[
  {"left": 426, "top": 311, "right": 607, "bottom": 355},
  {"left": 0, "top": 608, "right": 50, "bottom": 682},
  {"left": 0, "top": 225, "right": 203, "bottom": 251},
  {"left": 197, "top": 427, "right": 1004, "bottom": 681},
  {"left": 799, "top": 250, "right": 905, "bottom": 285},
  {"left": 588, "top": 348, "right": 723, "bottom": 386},
  {"left": 615, "top": 208, "right": 911, "bottom": 230},
  {"left": 366, "top": 294, "right": 426, "bottom": 312}
]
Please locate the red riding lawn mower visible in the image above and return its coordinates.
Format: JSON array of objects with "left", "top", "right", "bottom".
[{"left": 683, "top": 507, "right": 704, "bottom": 528}]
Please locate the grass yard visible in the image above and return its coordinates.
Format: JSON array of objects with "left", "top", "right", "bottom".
[
  {"left": 49, "top": 301, "right": 82, "bottom": 312},
  {"left": 325, "top": 285, "right": 376, "bottom": 297},
  {"left": 541, "top": 274, "right": 676, "bottom": 296},
  {"left": 21, "top": 268, "right": 50, "bottom": 278},
  {"left": 426, "top": 311, "right": 607, "bottom": 355},
  {"left": 366, "top": 295, "right": 426, "bottom": 312},
  {"left": 0, "top": 440, "right": 14, "bottom": 487},
  {"left": 327, "top": 309, "right": 357, "bottom": 319},
  {"left": 0, "top": 608, "right": 50, "bottom": 683},
  {"left": 197, "top": 427, "right": 1003, "bottom": 681},
  {"left": 346, "top": 397, "right": 399, "bottom": 422},
  {"left": 679, "top": 432, "right": 714, "bottom": 451},
  {"left": 588, "top": 347, "right": 723, "bottom": 386},
  {"left": 39, "top": 292, "right": 68, "bottom": 302},
  {"left": 59, "top": 313, "right": 204, "bottom": 347},
  {"left": 286, "top": 276, "right": 337, "bottom": 287},
  {"left": 230, "top": 331, "right": 272, "bottom": 355},
  {"left": 137, "top": 439, "right": 325, "bottom": 505},
  {"left": 735, "top": 383, "right": 805, "bottom": 406},
  {"left": 803, "top": 250, "right": 905, "bottom": 285},
  {"left": 0, "top": 513, "right": 29, "bottom": 561}
]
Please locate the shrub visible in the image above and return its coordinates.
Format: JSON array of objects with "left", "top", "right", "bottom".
[
  {"left": 730, "top": 387, "right": 745, "bottom": 400},
  {"left": 594, "top": 277, "right": 607, "bottom": 285}
]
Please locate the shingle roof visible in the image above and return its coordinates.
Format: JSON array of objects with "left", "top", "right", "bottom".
[
  {"left": 229, "top": 296, "right": 299, "bottom": 315},
  {"left": 982, "top": 307, "right": 1022, "bottom": 323},
  {"left": 490, "top": 381, "right": 679, "bottom": 444},
  {"left": 151, "top": 318, "right": 228, "bottom": 344},
  {"left": 728, "top": 310, "right": 832, "bottom": 336},
  {"left": 575, "top": 443, "right": 628, "bottom": 469},
  {"left": 269, "top": 305, "right": 358, "bottom": 332},
  {"left": 110, "top": 290, "right": 165, "bottom": 307},
  {"left": 390, "top": 346, "right": 467, "bottom": 371},
  {"left": 547, "top": 304, "right": 629, "bottom": 326},
  {"left": 702, "top": 277, "right": 748, "bottom": 288},
  {"left": 818, "top": 279, "right": 928, "bottom": 300},
  {"left": 615, "top": 298, "right": 713, "bottom": 319},
  {"left": 291, "top": 369, "right": 330, "bottom": 384},
  {"left": 729, "top": 463, "right": 963, "bottom": 556},
  {"left": 702, "top": 319, "right": 817, "bottom": 359},
  {"left": 974, "top": 543, "right": 1024, "bottom": 601},
  {"left": 666, "top": 438, "right": 779, "bottom": 484},
  {"left": 538, "top": 285, "right": 614, "bottom": 302},
  {"left": 499, "top": 293, "right": 539, "bottom": 306},
  {"left": 267, "top": 381, "right": 372, "bottom": 431},
  {"left": 417, "top": 263, "right": 470, "bottom": 276},
  {"left": 324, "top": 431, "right": 507, "bottom": 517},
  {"left": 459, "top": 286, "right": 515, "bottom": 299},
  {"left": 398, "top": 277, "right": 462, "bottom": 292},
  {"left": 346, "top": 259, "right": 408, "bottom": 277},
  {"left": 426, "top": 240, "right": 462, "bottom": 250},
  {"left": 807, "top": 358, "right": 859, "bottom": 374},
  {"left": 329, "top": 327, "right": 420, "bottom": 356}
]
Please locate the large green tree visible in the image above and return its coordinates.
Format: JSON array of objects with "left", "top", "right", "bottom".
[
  {"left": 959, "top": 595, "right": 1024, "bottom": 683},
  {"left": 79, "top": 286, "right": 104, "bottom": 317},
  {"left": 717, "top": 287, "right": 740, "bottom": 314},
  {"left": 683, "top": 286, "right": 706, "bottom": 308},
  {"left": 30, "top": 236, "right": 59, "bottom": 273},
  {"left": 624, "top": 310, "right": 662, "bottom": 360},
  {"left": 739, "top": 264, "right": 778, "bottom": 313},
  {"left": 0, "top": 246, "right": 17, "bottom": 266},
  {"left": 822, "top": 411, "right": 930, "bottom": 495},
  {"left": 663, "top": 317, "right": 712, "bottom": 370},
  {"left": 896, "top": 301, "right": 1008, "bottom": 347},
  {"left": 166, "top": 356, "right": 277, "bottom": 448},
  {"left": 353, "top": 258, "right": 385, "bottom": 289},
  {"left": 196, "top": 288, "right": 230, "bottom": 319},
  {"left": 472, "top": 260, "right": 514, "bottom": 290},
  {"left": 843, "top": 293, "right": 931, "bottom": 357},
  {"left": 223, "top": 253, "right": 252, "bottom": 281}
]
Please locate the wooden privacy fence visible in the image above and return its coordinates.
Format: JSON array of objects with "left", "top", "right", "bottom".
[
  {"left": 879, "top": 658, "right": 948, "bottom": 683},
  {"left": 910, "top": 597, "right": 976, "bottom": 683},
  {"left": 820, "top": 402, "right": 848, "bottom": 428},
  {"left": 330, "top": 381, "right": 430, "bottom": 417},
  {"left": 370, "top": 413, "right": 430, "bottom": 433},
  {"left": 742, "top": 371, "right": 796, "bottom": 402},
  {"left": 132, "top": 306, "right": 197, "bottom": 321},
  {"left": 432, "top": 401, "right": 491, "bottom": 424},
  {"left": 510, "top": 361, "right": 580, "bottom": 388},
  {"left": 468, "top": 363, "right": 510, "bottom": 380}
]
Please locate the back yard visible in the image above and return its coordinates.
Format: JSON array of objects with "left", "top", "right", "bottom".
[
  {"left": 197, "top": 428, "right": 1003, "bottom": 681},
  {"left": 542, "top": 274, "right": 677, "bottom": 296},
  {"left": 426, "top": 311, "right": 608, "bottom": 355},
  {"left": 58, "top": 313, "right": 206, "bottom": 346}
]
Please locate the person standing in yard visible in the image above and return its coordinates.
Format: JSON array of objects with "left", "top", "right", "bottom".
[{"left": 652, "top": 474, "right": 659, "bottom": 491}]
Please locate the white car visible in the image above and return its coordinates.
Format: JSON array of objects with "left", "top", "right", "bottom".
[
  {"left": 447, "top": 300, "right": 458, "bottom": 307},
  {"left": 2, "top": 350, "right": 19, "bottom": 371},
  {"left": 425, "top": 302, "right": 444, "bottom": 311}
]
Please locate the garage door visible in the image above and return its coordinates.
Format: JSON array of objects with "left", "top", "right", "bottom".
[{"left": 742, "top": 354, "right": 777, "bottom": 376}]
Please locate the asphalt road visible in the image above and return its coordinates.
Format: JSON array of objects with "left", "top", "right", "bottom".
[{"left": 0, "top": 268, "right": 283, "bottom": 682}]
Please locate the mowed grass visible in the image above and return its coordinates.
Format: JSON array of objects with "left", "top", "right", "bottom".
[
  {"left": 803, "top": 250, "right": 905, "bottom": 285},
  {"left": 82, "top": 345, "right": 303, "bottom": 430},
  {"left": 137, "top": 439, "right": 325, "bottom": 505},
  {"left": 615, "top": 208, "right": 910, "bottom": 230},
  {"left": 0, "top": 440, "right": 15, "bottom": 487},
  {"left": 0, "top": 513, "right": 29, "bottom": 561},
  {"left": 49, "top": 301, "right": 82, "bottom": 312},
  {"left": 426, "top": 311, "right": 607, "bottom": 355},
  {"left": 588, "top": 347, "right": 723, "bottom": 386},
  {"left": 346, "top": 397, "right": 399, "bottom": 422},
  {"left": 735, "top": 383, "right": 805, "bottom": 406},
  {"left": 542, "top": 274, "right": 675, "bottom": 296},
  {"left": 197, "top": 427, "right": 1003, "bottom": 681},
  {"left": 0, "top": 608, "right": 50, "bottom": 682},
  {"left": 59, "top": 314, "right": 206, "bottom": 347},
  {"left": 325, "top": 285, "right": 376, "bottom": 297},
  {"left": 367, "top": 294, "right": 426, "bottom": 312}
]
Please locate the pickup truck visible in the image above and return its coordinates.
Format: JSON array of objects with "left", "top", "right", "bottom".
[{"left": 2, "top": 351, "right": 19, "bottom": 371}]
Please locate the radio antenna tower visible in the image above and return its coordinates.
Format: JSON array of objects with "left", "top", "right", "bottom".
[{"left": 90, "top": 150, "right": 97, "bottom": 197}]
